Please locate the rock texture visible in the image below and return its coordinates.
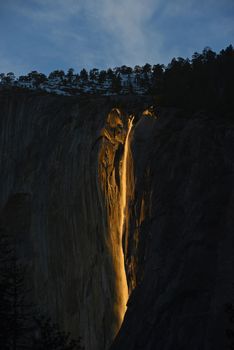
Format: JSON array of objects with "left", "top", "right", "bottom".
[
  {"left": 1, "top": 90, "right": 234, "bottom": 350},
  {"left": 112, "top": 109, "right": 234, "bottom": 350},
  {"left": 0, "top": 90, "right": 146, "bottom": 350}
]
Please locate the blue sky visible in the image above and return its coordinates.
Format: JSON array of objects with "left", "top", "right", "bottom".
[{"left": 0, "top": 0, "right": 233, "bottom": 76}]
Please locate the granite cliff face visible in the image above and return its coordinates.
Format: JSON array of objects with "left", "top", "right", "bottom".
[
  {"left": 112, "top": 109, "right": 234, "bottom": 350},
  {"left": 0, "top": 91, "right": 148, "bottom": 350},
  {"left": 0, "top": 90, "right": 234, "bottom": 350}
]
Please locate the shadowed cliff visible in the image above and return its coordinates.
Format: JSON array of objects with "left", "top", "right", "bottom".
[
  {"left": 112, "top": 109, "right": 234, "bottom": 350},
  {"left": 0, "top": 90, "right": 234, "bottom": 350}
]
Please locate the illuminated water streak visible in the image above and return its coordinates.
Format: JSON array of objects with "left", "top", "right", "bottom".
[
  {"left": 120, "top": 116, "right": 134, "bottom": 240},
  {"left": 118, "top": 116, "right": 134, "bottom": 320}
]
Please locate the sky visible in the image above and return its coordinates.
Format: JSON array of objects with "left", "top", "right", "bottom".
[{"left": 0, "top": 0, "right": 233, "bottom": 76}]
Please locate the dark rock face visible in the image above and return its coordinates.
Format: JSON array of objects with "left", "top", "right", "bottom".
[
  {"left": 1, "top": 90, "right": 234, "bottom": 350},
  {"left": 0, "top": 90, "right": 152, "bottom": 350},
  {"left": 0, "top": 91, "right": 116, "bottom": 350},
  {"left": 112, "top": 110, "right": 234, "bottom": 350}
]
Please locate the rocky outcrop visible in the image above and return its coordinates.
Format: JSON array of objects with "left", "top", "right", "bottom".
[{"left": 1, "top": 90, "right": 234, "bottom": 350}]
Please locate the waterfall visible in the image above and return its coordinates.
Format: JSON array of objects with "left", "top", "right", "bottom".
[
  {"left": 118, "top": 116, "right": 134, "bottom": 320},
  {"left": 120, "top": 116, "right": 134, "bottom": 240},
  {"left": 98, "top": 111, "right": 134, "bottom": 343}
]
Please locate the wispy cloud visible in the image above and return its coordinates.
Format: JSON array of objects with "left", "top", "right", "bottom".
[
  {"left": 0, "top": 0, "right": 233, "bottom": 74},
  {"left": 86, "top": 0, "right": 162, "bottom": 66},
  {"left": 10, "top": 0, "right": 162, "bottom": 67},
  {"left": 12, "top": 0, "right": 82, "bottom": 23}
]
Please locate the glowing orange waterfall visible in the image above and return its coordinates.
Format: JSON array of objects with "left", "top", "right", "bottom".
[
  {"left": 98, "top": 110, "right": 135, "bottom": 342},
  {"left": 120, "top": 116, "right": 134, "bottom": 239},
  {"left": 118, "top": 116, "right": 134, "bottom": 322}
]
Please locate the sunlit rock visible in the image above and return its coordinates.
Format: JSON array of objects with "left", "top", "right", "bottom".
[{"left": 142, "top": 105, "right": 157, "bottom": 118}]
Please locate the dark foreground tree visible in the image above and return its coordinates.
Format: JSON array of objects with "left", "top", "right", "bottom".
[
  {"left": 32, "top": 317, "right": 84, "bottom": 350},
  {"left": 0, "top": 227, "right": 84, "bottom": 349},
  {"left": 0, "top": 228, "right": 33, "bottom": 349}
]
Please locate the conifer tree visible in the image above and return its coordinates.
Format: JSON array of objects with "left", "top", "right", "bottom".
[
  {"left": 0, "top": 227, "right": 85, "bottom": 349},
  {"left": 0, "top": 228, "right": 33, "bottom": 349},
  {"left": 32, "top": 317, "right": 84, "bottom": 350},
  {"left": 111, "top": 74, "right": 122, "bottom": 93}
]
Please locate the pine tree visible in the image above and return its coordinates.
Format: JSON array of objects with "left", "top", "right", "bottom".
[
  {"left": 98, "top": 70, "right": 107, "bottom": 84},
  {"left": 80, "top": 69, "right": 88, "bottom": 82},
  {"left": 111, "top": 74, "right": 122, "bottom": 93},
  {"left": 0, "top": 227, "right": 85, "bottom": 349},
  {"left": 67, "top": 68, "right": 75, "bottom": 83},
  {"left": 0, "top": 228, "right": 33, "bottom": 349},
  {"left": 89, "top": 69, "right": 99, "bottom": 81},
  {"left": 32, "top": 316, "right": 84, "bottom": 350}
]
